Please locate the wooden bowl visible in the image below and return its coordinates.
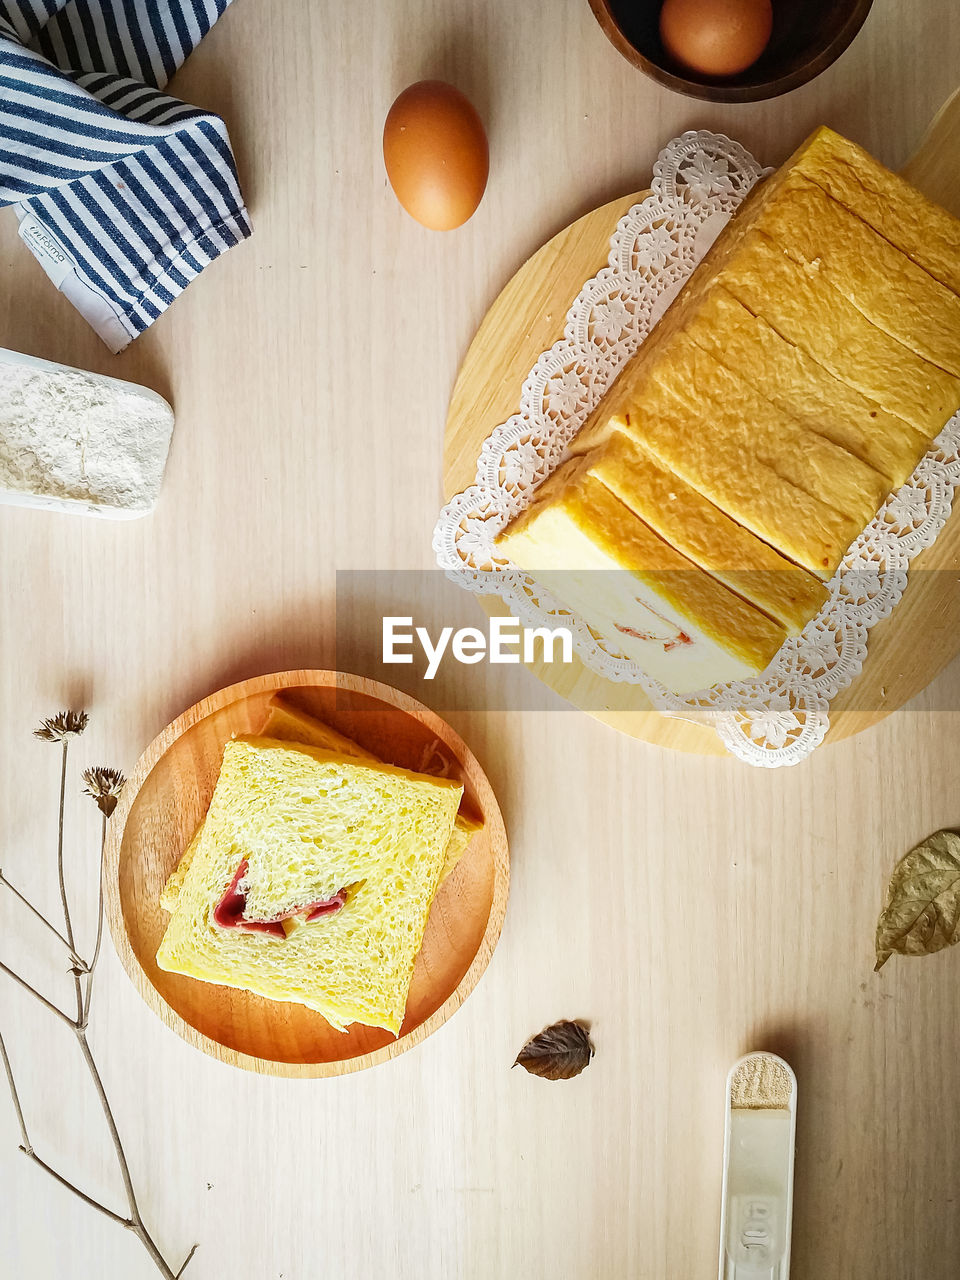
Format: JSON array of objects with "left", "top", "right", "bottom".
[
  {"left": 103, "top": 671, "right": 509, "bottom": 1076},
  {"left": 588, "top": 0, "right": 874, "bottom": 102}
]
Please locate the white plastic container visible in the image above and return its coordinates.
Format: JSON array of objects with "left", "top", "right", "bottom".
[
  {"left": 718, "top": 1052, "right": 797, "bottom": 1280},
  {"left": 0, "top": 346, "right": 174, "bottom": 519}
]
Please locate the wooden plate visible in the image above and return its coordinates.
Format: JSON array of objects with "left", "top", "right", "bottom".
[
  {"left": 103, "top": 671, "right": 509, "bottom": 1076},
  {"left": 443, "top": 91, "right": 960, "bottom": 756}
]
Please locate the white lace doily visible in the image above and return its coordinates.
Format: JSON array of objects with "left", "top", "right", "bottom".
[{"left": 433, "top": 132, "right": 960, "bottom": 767}]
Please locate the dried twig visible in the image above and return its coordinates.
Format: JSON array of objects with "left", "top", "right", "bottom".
[
  {"left": 79, "top": 768, "right": 124, "bottom": 1023},
  {"left": 0, "top": 1027, "right": 127, "bottom": 1225},
  {"left": 36, "top": 714, "right": 88, "bottom": 967},
  {"left": 0, "top": 959, "right": 75, "bottom": 1027},
  {"left": 0, "top": 714, "right": 199, "bottom": 1278},
  {"left": 0, "top": 869, "right": 85, "bottom": 968},
  {"left": 174, "top": 1245, "right": 200, "bottom": 1279},
  {"left": 81, "top": 806, "right": 108, "bottom": 1025},
  {"left": 0, "top": 1026, "right": 29, "bottom": 1148}
]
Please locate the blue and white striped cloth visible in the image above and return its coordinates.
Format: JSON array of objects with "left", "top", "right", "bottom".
[{"left": 0, "top": 1, "right": 250, "bottom": 350}]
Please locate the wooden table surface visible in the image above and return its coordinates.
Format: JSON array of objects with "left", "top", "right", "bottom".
[{"left": 2, "top": 2, "right": 960, "bottom": 1277}]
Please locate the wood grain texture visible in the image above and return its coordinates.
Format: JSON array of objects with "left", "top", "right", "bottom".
[
  {"left": 104, "top": 671, "right": 509, "bottom": 1076},
  {"left": 1, "top": 3, "right": 960, "bottom": 1278},
  {"left": 444, "top": 94, "right": 960, "bottom": 755}
]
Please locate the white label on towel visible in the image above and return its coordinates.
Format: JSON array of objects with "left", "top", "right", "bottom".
[{"left": 18, "top": 215, "right": 73, "bottom": 289}]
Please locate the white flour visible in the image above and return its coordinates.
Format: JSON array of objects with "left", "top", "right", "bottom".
[{"left": 0, "top": 362, "right": 173, "bottom": 515}]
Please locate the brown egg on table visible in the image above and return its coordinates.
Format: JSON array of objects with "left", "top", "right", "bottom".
[
  {"left": 659, "top": 0, "right": 773, "bottom": 77},
  {"left": 383, "top": 80, "right": 489, "bottom": 231}
]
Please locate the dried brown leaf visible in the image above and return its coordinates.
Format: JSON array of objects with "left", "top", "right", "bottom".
[
  {"left": 513, "top": 1020, "right": 593, "bottom": 1080},
  {"left": 875, "top": 830, "right": 960, "bottom": 970}
]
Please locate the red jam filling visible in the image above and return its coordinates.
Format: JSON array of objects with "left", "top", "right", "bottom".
[
  {"left": 213, "top": 859, "right": 347, "bottom": 938},
  {"left": 616, "top": 599, "right": 694, "bottom": 653},
  {"left": 616, "top": 622, "right": 693, "bottom": 652}
]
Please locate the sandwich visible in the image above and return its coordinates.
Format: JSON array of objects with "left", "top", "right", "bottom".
[{"left": 156, "top": 701, "right": 481, "bottom": 1035}]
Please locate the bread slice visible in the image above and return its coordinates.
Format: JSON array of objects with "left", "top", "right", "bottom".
[
  {"left": 569, "top": 289, "right": 926, "bottom": 492},
  {"left": 648, "top": 333, "right": 889, "bottom": 529},
  {"left": 716, "top": 231, "right": 960, "bottom": 436},
  {"left": 790, "top": 125, "right": 960, "bottom": 299},
  {"left": 156, "top": 737, "right": 463, "bottom": 1034},
  {"left": 160, "top": 699, "right": 481, "bottom": 915},
  {"left": 258, "top": 699, "right": 479, "bottom": 882},
  {"left": 750, "top": 173, "right": 960, "bottom": 376},
  {"left": 496, "top": 459, "right": 786, "bottom": 692},
  {"left": 261, "top": 699, "right": 379, "bottom": 761},
  {"left": 581, "top": 430, "right": 829, "bottom": 634},
  {"left": 682, "top": 287, "right": 929, "bottom": 487},
  {"left": 574, "top": 376, "right": 858, "bottom": 576},
  {"left": 158, "top": 826, "right": 203, "bottom": 914}
]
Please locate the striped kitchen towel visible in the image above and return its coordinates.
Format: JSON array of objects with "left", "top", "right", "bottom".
[{"left": 0, "top": 1, "right": 250, "bottom": 351}]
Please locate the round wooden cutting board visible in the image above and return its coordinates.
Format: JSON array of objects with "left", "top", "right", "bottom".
[
  {"left": 443, "top": 93, "right": 960, "bottom": 756},
  {"left": 104, "top": 671, "right": 509, "bottom": 1076}
]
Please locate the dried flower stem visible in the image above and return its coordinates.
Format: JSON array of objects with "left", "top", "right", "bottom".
[
  {"left": 0, "top": 1027, "right": 29, "bottom": 1148},
  {"left": 23, "top": 1149, "right": 129, "bottom": 1226},
  {"left": 0, "top": 715, "right": 198, "bottom": 1278},
  {"left": 81, "top": 813, "right": 107, "bottom": 1025},
  {"left": 1, "top": 1029, "right": 128, "bottom": 1224},
  {"left": 75, "top": 1026, "right": 185, "bottom": 1278},
  {"left": 174, "top": 1246, "right": 200, "bottom": 1279},
  {"left": 0, "top": 959, "right": 74, "bottom": 1027},
  {"left": 2, "top": 1020, "right": 190, "bottom": 1271},
  {"left": 0, "top": 870, "right": 86, "bottom": 969},
  {"left": 56, "top": 739, "right": 76, "bottom": 956},
  {"left": 53, "top": 737, "right": 86, "bottom": 1027}
]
